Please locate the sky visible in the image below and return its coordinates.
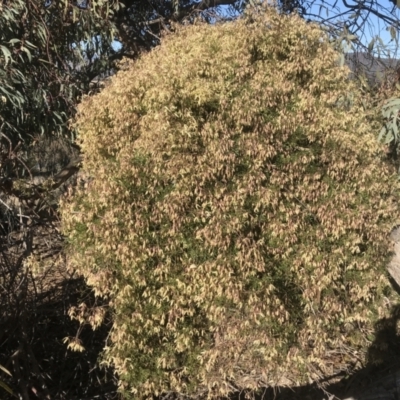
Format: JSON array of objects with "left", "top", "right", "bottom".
[{"left": 305, "top": 0, "right": 400, "bottom": 57}]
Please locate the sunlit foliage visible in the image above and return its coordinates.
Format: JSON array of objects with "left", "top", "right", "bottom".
[{"left": 62, "top": 5, "right": 400, "bottom": 398}]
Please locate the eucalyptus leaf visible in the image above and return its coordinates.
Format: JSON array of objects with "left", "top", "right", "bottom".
[
  {"left": 0, "top": 364, "right": 11, "bottom": 377},
  {"left": 368, "top": 38, "right": 375, "bottom": 53},
  {"left": 383, "top": 98, "right": 400, "bottom": 108},
  {"left": 378, "top": 126, "right": 387, "bottom": 142},
  {"left": 393, "top": 118, "right": 399, "bottom": 138},
  {"left": 385, "top": 131, "right": 394, "bottom": 144},
  {"left": 390, "top": 26, "right": 398, "bottom": 42},
  {"left": 20, "top": 46, "right": 32, "bottom": 62},
  {"left": 0, "top": 380, "right": 14, "bottom": 396},
  {"left": 0, "top": 45, "right": 12, "bottom": 65},
  {"left": 24, "top": 40, "right": 37, "bottom": 49}
]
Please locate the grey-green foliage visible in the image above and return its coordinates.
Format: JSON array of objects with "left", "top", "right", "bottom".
[
  {"left": 379, "top": 97, "right": 400, "bottom": 146},
  {"left": 0, "top": 0, "right": 118, "bottom": 153},
  {"left": 0, "top": 0, "right": 241, "bottom": 179}
]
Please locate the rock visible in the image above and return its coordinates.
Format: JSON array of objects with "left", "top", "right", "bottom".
[{"left": 388, "top": 226, "right": 400, "bottom": 288}]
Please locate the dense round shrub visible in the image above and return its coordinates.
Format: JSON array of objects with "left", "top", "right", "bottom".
[{"left": 61, "top": 5, "right": 400, "bottom": 399}]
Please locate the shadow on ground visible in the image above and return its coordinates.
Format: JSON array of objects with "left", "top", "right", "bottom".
[{"left": 230, "top": 301, "right": 400, "bottom": 400}]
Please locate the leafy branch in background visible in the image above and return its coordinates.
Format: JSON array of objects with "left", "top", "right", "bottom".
[
  {"left": 276, "top": 0, "right": 400, "bottom": 172},
  {"left": 379, "top": 97, "right": 400, "bottom": 145},
  {"left": 277, "top": 0, "right": 400, "bottom": 55},
  {"left": 378, "top": 95, "right": 400, "bottom": 166},
  {"left": 0, "top": 0, "right": 118, "bottom": 156}
]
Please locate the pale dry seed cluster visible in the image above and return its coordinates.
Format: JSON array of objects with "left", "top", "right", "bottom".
[{"left": 61, "top": 5, "right": 400, "bottom": 399}]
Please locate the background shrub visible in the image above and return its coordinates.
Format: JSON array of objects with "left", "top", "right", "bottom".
[{"left": 61, "top": 5, "right": 400, "bottom": 399}]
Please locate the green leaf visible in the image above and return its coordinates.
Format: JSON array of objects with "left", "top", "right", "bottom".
[
  {"left": 384, "top": 131, "right": 394, "bottom": 144},
  {"left": 21, "top": 46, "right": 32, "bottom": 62},
  {"left": 0, "top": 45, "right": 12, "bottom": 65},
  {"left": 0, "top": 364, "right": 14, "bottom": 396},
  {"left": 390, "top": 26, "right": 397, "bottom": 42},
  {"left": 24, "top": 40, "right": 37, "bottom": 49},
  {"left": 378, "top": 126, "right": 387, "bottom": 142},
  {"left": 53, "top": 111, "right": 64, "bottom": 122},
  {"left": 0, "top": 380, "right": 14, "bottom": 396},
  {"left": 0, "top": 364, "right": 11, "bottom": 377},
  {"left": 382, "top": 109, "right": 391, "bottom": 118},
  {"left": 368, "top": 38, "right": 375, "bottom": 53},
  {"left": 38, "top": 58, "right": 53, "bottom": 64},
  {"left": 346, "top": 34, "right": 358, "bottom": 42},
  {"left": 383, "top": 98, "right": 400, "bottom": 108},
  {"left": 337, "top": 53, "right": 344, "bottom": 67},
  {"left": 37, "top": 25, "right": 47, "bottom": 45},
  {"left": 393, "top": 117, "right": 399, "bottom": 138}
]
